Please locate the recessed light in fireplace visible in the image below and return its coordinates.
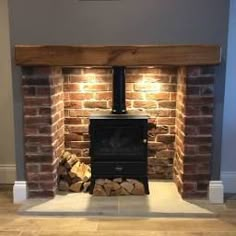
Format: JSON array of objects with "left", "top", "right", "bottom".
[
  {"left": 83, "top": 73, "right": 97, "bottom": 83},
  {"left": 140, "top": 75, "right": 161, "bottom": 93}
]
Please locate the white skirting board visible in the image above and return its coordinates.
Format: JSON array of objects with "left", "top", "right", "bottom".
[
  {"left": 221, "top": 171, "right": 236, "bottom": 193},
  {"left": 209, "top": 181, "right": 224, "bottom": 204},
  {"left": 0, "top": 164, "right": 16, "bottom": 184},
  {"left": 13, "top": 181, "right": 28, "bottom": 203},
  {"left": 0, "top": 165, "right": 28, "bottom": 203}
]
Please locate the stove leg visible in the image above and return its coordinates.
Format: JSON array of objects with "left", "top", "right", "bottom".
[
  {"left": 143, "top": 177, "right": 149, "bottom": 194},
  {"left": 89, "top": 178, "right": 95, "bottom": 194}
]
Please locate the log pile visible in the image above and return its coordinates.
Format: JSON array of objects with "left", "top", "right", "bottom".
[
  {"left": 58, "top": 152, "right": 146, "bottom": 195},
  {"left": 57, "top": 151, "right": 91, "bottom": 193},
  {"left": 93, "top": 178, "right": 145, "bottom": 196}
]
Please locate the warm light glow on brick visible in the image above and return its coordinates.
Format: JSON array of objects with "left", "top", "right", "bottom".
[
  {"left": 83, "top": 73, "right": 97, "bottom": 83},
  {"left": 138, "top": 75, "right": 161, "bottom": 92},
  {"left": 78, "top": 73, "right": 98, "bottom": 92}
]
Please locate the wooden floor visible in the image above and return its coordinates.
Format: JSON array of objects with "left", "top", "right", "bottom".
[{"left": 1, "top": 186, "right": 236, "bottom": 236}]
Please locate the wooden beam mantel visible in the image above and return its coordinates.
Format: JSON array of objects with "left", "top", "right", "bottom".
[{"left": 15, "top": 45, "right": 221, "bottom": 66}]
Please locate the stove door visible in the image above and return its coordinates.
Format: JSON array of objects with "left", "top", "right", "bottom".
[{"left": 89, "top": 119, "right": 147, "bottom": 161}]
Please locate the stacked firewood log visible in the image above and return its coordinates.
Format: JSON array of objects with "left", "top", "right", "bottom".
[
  {"left": 57, "top": 151, "right": 91, "bottom": 192},
  {"left": 93, "top": 178, "right": 145, "bottom": 196},
  {"left": 58, "top": 151, "right": 146, "bottom": 195}
]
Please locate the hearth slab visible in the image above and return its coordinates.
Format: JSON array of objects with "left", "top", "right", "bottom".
[{"left": 18, "top": 181, "right": 216, "bottom": 217}]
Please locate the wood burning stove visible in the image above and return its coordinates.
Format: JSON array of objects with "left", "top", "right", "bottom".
[{"left": 89, "top": 67, "right": 149, "bottom": 194}]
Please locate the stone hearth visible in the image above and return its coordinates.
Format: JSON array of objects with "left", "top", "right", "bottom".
[{"left": 16, "top": 45, "right": 219, "bottom": 199}]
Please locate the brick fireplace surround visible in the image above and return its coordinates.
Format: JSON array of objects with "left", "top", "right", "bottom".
[{"left": 15, "top": 45, "right": 221, "bottom": 200}]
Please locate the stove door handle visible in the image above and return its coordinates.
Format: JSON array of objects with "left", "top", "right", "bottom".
[{"left": 115, "top": 166, "right": 123, "bottom": 172}]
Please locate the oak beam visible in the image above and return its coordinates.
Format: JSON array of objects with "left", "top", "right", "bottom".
[{"left": 15, "top": 45, "right": 221, "bottom": 66}]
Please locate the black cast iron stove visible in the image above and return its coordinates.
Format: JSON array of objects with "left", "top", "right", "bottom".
[{"left": 89, "top": 66, "right": 149, "bottom": 194}]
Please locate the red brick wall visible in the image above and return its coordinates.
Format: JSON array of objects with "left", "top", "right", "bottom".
[
  {"left": 23, "top": 67, "right": 64, "bottom": 197},
  {"left": 21, "top": 65, "right": 215, "bottom": 198},
  {"left": 174, "top": 66, "right": 214, "bottom": 198},
  {"left": 174, "top": 67, "right": 187, "bottom": 195},
  {"left": 63, "top": 67, "right": 177, "bottom": 179}
]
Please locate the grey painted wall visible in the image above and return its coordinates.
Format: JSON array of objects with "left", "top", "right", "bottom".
[
  {"left": 0, "top": 0, "right": 16, "bottom": 183},
  {"left": 8, "top": 0, "right": 229, "bottom": 181},
  {"left": 221, "top": 0, "right": 236, "bottom": 192}
]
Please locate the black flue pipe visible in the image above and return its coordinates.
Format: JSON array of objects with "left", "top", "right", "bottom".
[{"left": 112, "top": 66, "right": 127, "bottom": 114}]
